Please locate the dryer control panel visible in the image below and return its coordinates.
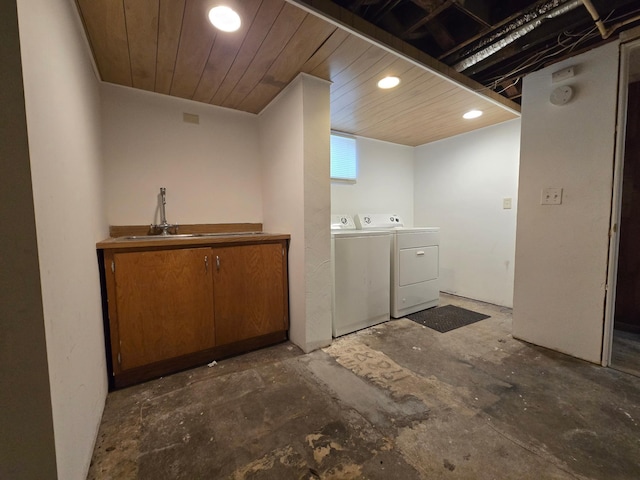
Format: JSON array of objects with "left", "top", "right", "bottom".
[{"left": 355, "top": 213, "right": 403, "bottom": 229}]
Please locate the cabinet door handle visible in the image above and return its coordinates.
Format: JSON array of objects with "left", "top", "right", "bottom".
[
  {"left": 416, "top": 251, "right": 425, "bottom": 256},
  {"left": 205, "top": 255, "right": 209, "bottom": 272},
  {"left": 216, "top": 255, "right": 220, "bottom": 272}
]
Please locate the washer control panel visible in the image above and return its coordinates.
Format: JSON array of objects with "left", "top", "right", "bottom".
[{"left": 331, "top": 214, "right": 356, "bottom": 230}]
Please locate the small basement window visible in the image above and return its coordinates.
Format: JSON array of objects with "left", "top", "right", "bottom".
[{"left": 330, "top": 133, "right": 357, "bottom": 182}]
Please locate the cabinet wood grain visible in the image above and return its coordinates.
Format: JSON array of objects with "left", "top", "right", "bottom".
[
  {"left": 213, "top": 243, "right": 287, "bottom": 345},
  {"left": 99, "top": 236, "right": 289, "bottom": 388},
  {"left": 113, "top": 247, "right": 215, "bottom": 370}
]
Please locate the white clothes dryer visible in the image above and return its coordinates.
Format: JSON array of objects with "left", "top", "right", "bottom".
[
  {"left": 331, "top": 215, "right": 391, "bottom": 337},
  {"left": 355, "top": 214, "right": 440, "bottom": 318}
]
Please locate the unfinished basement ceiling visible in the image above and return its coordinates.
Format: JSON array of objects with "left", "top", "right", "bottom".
[
  {"left": 296, "top": 0, "right": 640, "bottom": 102},
  {"left": 75, "top": 0, "right": 520, "bottom": 147}
]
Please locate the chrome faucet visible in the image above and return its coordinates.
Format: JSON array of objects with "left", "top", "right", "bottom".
[{"left": 152, "top": 187, "right": 178, "bottom": 235}]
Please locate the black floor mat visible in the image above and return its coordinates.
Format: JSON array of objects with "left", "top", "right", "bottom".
[{"left": 406, "top": 305, "right": 490, "bottom": 333}]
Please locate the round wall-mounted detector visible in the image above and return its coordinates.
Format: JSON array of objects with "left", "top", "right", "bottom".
[{"left": 550, "top": 85, "right": 574, "bottom": 106}]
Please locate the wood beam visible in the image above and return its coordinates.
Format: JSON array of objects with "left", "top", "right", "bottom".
[{"left": 406, "top": 0, "right": 453, "bottom": 34}]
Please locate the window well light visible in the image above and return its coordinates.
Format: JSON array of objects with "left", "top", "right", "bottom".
[
  {"left": 377, "top": 76, "right": 400, "bottom": 89},
  {"left": 208, "top": 6, "right": 241, "bottom": 32},
  {"left": 463, "top": 109, "right": 483, "bottom": 119}
]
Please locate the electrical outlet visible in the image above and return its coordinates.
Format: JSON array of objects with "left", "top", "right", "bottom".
[
  {"left": 503, "top": 198, "right": 512, "bottom": 209},
  {"left": 541, "top": 188, "right": 563, "bottom": 205}
]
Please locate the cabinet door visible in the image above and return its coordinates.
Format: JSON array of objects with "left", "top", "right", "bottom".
[
  {"left": 113, "top": 247, "right": 214, "bottom": 370},
  {"left": 213, "top": 243, "right": 286, "bottom": 346}
]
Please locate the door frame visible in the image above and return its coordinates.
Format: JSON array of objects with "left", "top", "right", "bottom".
[{"left": 602, "top": 38, "right": 640, "bottom": 366}]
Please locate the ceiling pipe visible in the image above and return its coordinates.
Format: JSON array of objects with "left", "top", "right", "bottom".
[
  {"left": 581, "top": 0, "right": 640, "bottom": 39},
  {"left": 453, "top": 0, "right": 582, "bottom": 72},
  {"left": 580, "top": 0, "right": 608, "bottom": 38}
]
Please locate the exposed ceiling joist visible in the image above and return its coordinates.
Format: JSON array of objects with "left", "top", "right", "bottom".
[{"left": 303, "top": 0, "right": 640, "bottom": 102}]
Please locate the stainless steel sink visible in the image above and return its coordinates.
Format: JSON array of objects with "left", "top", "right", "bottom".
[
  {"left": 193, "top": 232, "right": 264, "bottom": 237},
  {"left": 119, "top": 234, "right": 196, "bottom": 240},
  {"left": 118, "top": 232, "right": 265, "bottom": 241}
]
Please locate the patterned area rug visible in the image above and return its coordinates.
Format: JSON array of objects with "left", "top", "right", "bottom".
[{"left": 406, "top": 305, "right": 490, "bottom": 333}]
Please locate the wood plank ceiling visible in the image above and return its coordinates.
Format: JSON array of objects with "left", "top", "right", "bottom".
[{"left": 75, "top": 0, "right": 520, "bottom": 146}]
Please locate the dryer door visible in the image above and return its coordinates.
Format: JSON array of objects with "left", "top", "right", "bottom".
[{"left": 398, "top": 246, "right": 438, "bottom": 286}]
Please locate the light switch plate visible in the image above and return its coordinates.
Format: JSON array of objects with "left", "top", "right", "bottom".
[
  {"left": 503, "top": 198, "right": 512, "bottom": 209},
  {"left": 541, "top": 188, "right": 563, "bottom": 205}
]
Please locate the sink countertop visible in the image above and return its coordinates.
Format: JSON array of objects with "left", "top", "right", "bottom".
[{"left": 97, "top": 232, "right": 290, "bottom": 250}]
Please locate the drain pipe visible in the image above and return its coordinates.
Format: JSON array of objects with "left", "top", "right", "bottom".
[
  {"left": 580, "top": 0, "right": 608, "bottom": 38},
  {"left": 582, "top": 0, "right": 640, "bottom": 39}
]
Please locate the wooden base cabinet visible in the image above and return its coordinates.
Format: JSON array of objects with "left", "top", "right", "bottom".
[
  {"left": 214, "top": 243, "right": 287, "bottom": 346},
  {"left": 111, "top": 247, "right": 215, "bottom": 371},
  {"left": 101, "top": 239, "right": 289, "bottom": 388}
]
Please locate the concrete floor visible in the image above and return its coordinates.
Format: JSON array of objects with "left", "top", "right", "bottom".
[
  {"left": 88, "top": 294, "right": 640, "bottom": 479},
  {"left": 612, "top": 329, "right": 640, "bottom": 378}
]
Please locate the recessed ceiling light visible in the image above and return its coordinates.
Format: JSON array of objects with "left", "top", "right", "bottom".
[
  {"left": 208, "top": 6, "right": 241, "bottom": 32},
  {"left": 377, "top": 76, "right": 400, "bottom": 89},
  {"left": 463, "top": 109, "right": 483, "bottom": 119}
]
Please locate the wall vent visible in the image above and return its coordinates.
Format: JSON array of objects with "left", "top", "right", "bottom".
[{"left": 183, "top": 113, "right": 200, "bottom": 124}]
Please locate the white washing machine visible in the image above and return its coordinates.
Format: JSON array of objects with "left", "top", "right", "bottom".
[
  {"left": 331, "top": 214, "right": 391, "bottom": 337},
  {"left": 355, "top": 214, "right": 440, "bottom": 318}
]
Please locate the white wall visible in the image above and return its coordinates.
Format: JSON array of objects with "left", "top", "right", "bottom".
[
  {"left": 513, "top": 41, "right": 619, "bottom": 363},
  {"left": 331, "top": 137, "right": 414, "bottom": 223},
  {"left": 17, "top": 0, "right": 108, "bottom": 478},
  {"left": 302, "top": 75, "right": 333, "bottom": 352},
  {"left": 101, "top": 84, "right": 262, "bottom": 226},
  {"left": 260, "top": 74, "right": 332, "bottom": 352},
  {"left": 414, "top": 120, "right": 521, "bottom": 307}
]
